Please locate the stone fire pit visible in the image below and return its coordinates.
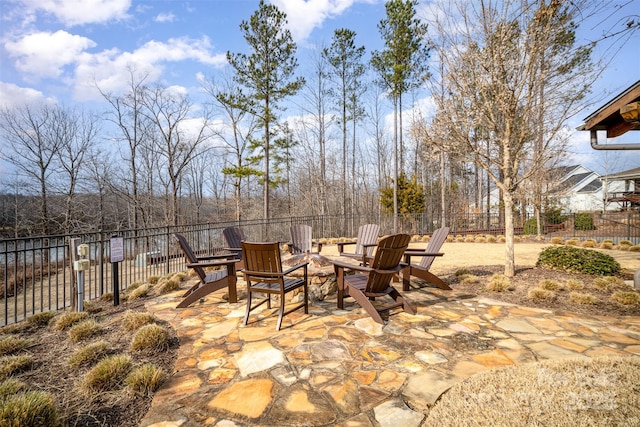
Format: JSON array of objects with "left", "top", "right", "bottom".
[{"left": 282, "top": 251, "right": 336, "bottom": 301}]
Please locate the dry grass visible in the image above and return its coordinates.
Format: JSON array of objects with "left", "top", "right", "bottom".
[
  {"left": 0, "top": 389, "right": 59, "bottom": 426},
  {"left": 122, "top": 311, "right": 156, "bottom": 331},
  {"left": 485, "top": 274, "right": 511, "bottom": 292},
  {"left": 82, "top": 354, "right": 132, "bottom": 393},
  {"left": 0, "top": 335, "right": 30, "bottom": 356},
  {"left": 0, "top": 354, "right": 33, "bottom": 379},
  {"left": 54, "top": 312, "right": 88, "bottom": 331},
  {"left": 537, "top": 279, "right": 562, "bottom": 291},
  {"left": 527, "top": 287, "right": 556, "bottom": 301},
  {"left": 68, "top": 319, "right": 102, "bottom": 343},
  {"left": 125, "top": 364, "right": 167, "bottom": 396},
  {"left": 611, "top": 291, "right": 640, "bottom": 306},
  {"left": 26, "top": 311, "right": 56, "bottom": 327},
  {"left": 68, "top": 341, "right": 109, "bottom": 368},
  {"left": 570, "top": 292, "right": 597, "bottom": 305},
  {"left": 130, "top": 324, "right": 170, "bottom": 353},
  {"left": 565, "top": 279, "right": 585, "bottom": 290},
  {"left": 424, "top": 356, "right": 640, "bottom": 427}
]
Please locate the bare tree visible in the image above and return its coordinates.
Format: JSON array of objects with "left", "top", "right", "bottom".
[
  {"left": 429, "top": 0, "right": 596, "bottom": 276},
  {"left": 0, "top": 104, "right": 63, "bottom": 234}
]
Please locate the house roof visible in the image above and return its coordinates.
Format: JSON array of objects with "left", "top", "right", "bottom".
[
  {"left": 562, "top": 172, "right": 592, "bottom": 189},
  {"left": 579, "top": 80, "right": 640, "bottom": 138},
  {"left": 602, "top": 166, "right": 640, "bottom": 181},
  {"left": 577, "top": 178, "right": 602, "bottom": 193}
]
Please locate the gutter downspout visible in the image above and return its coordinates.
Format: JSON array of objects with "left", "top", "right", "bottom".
[{"left": 590, "top": 130, "right": 640, "bottom": 150}]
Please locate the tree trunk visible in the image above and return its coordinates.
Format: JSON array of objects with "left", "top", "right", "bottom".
[{"left": 503, "top": 190, "right": 516, "bottom": 277}]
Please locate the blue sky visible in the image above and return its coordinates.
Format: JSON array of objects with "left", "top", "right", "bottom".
[{"left": 1, "top": 0, "right": 639, "bottom": 174}]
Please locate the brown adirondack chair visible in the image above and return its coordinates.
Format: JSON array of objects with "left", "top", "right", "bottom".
[
  {"left": 333, "top": 233, "right": 414, "bottom": 324},
  {"left": 401, "top": 226, "right": 451, "bottom": 291},
  {"left": 337, "top": 223, "right": 380, "bottom": 265},
  {"left": 241, "top": 241, "right": 309, "bottom": 331},
  {"left": 173, "top": 233, "right": 239, "bottom": 308},
  {"left": 288, "top": 224, "right": 322, "bottom": 254},
  {"left": 223, "top": 227, "right": 246, "bottom": 269}
]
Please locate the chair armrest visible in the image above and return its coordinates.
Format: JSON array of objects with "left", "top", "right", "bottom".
[
  {"left": 187, "top": 258, "right": 238, "bottom": 269},
  {"left": 403, "top": 251, "right": 443, "bottom": 264},
  {"left": 332, "top": 259, "right": 373, "bottom": 273},
  {"left": 283, "top": 262, "right": 309, "bottom": 275},
  {"left": 196, "top": 253, "right": 236, "bottom": 261},
  {"left": 337, "top": 241, "right": 356, "bottom": 252},
  {"left": 313, "top": 241, "right": 323, "bottom": 253}
]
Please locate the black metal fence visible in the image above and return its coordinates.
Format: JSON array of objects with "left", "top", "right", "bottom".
[{"left": 2, "top": 211, "right": 638, "bottom": 325}]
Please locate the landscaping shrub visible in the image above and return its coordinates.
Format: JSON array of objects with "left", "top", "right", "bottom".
[
  {"left": 148, "top": 275, "right": 161, "bottom": 285},
  {"left": 570, "top": 292, "right": 596, "bottom": 305},
  {"left": 0, "top": 335, "right": 29, "bottom": 356},
  {"left": 486, "top": 274, "right": 511, "bottom": 292},
  {"left": 82, "top": 355, "right": 132, "bottom": 392},
  {"left": 82, "top": 300, "right": 102, "bottom": 314},
  {"left": 127, "top": 284, "right": 151, "bottom": 300},
  {"left": 565, "top": 279, "right": 584, "bottom": 291},
  {"left": 54, "top": 312, "right": 88, "bottom": 331},
  {"left": 619, "top": 240, "right": 632, "bottom": 246},
  {"left": 130, "top": 324, "right": 170, "bottom": 352},
  {"left": 0, "top": 390, "right": 58, "bottom": 426},
  {"left": 574, "top": 213, "right": 595, "bottom": 230},
  {"left": 565, "top": 238, "right": 579, "bottom": 246},
  {"left": 537, "top": 279, "right": 562, "bottom": 291},
  {"left": 122, "top": 311, "right": 155, "bottom": 331},
  {"left": 0, "top": 378, "right": 25, "bottom": 397},
  {"left": 486, "top": 235, "right": 497, "bottom": 243},
  {"left": 0, "top": 355, "right": 34, "bottom": 378},
  {"left": 523, "top": 217, "right": 537, "bottom": 235},
  {"left": 99, "top": 292, "right": 113, "bottom": 302},
  {"left": 68, "top": 319, "right": 101, "bottom": 343},
  {"left": 593, "top": 276, "right": 626, "bottom": 291},
  {"left": 159, "top": 279, "right": 180, "bottom": 294},
  {"left": 599, "top": 241, "right": 613, "bottom": 250},
  {"left": 611, "top": 291, "right": 640, "bottom": 306},
  {"left": 26, "top": 311, "right": 56, "bottom": 327},
  {"left": 68, "top": 341, "right": 109, "bottom": 367},
  {"left": 581, "top": 239, "right": 597, "bottom": 248},
  {"left": 550, "top": 237, "right": 564, "bottom": 245},
  {"left": 536, "top": 246, "right": 621, "bottom": 276},
  {"left": 125, "top": 364, "right": 166, "bottom": 396},
  {"left": 527, "top": 287, "right": 555, "bottom": 301},
  {"left": 629, "top": 245, "right": 640, "bottom": 252}
]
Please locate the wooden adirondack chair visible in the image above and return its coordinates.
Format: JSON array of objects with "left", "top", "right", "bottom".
[
  {"left": 288, "top": 224, "right": 322, "bottom": 254},
  {"left": 401, "top": 226, "right": 451, "bottom": 291},
  {"left": 223, "top": 227, "right": 246, "bottom": 269},
  {"left": 333, "top": 233, "right": 414, "bottom": 324},
  {"left": 241, "top": 241, "right": 309, "bottom": 331},
  {"left": 173, "top": 233, "right": 239, "bottom": 308},
  {"left": 337, "top": 223, "right": 380, "bottom": 266}
]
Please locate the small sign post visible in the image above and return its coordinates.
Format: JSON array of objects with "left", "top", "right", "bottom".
[{"left": 110, "top": 235, "right": 124, "bottom": 306}]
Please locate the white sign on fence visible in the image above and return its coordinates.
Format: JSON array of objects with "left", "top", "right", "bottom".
[{"left": 110, "top": 237, "right": 124, "bottom": 263}]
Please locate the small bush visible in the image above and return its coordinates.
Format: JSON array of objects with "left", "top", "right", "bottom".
[
  {"left": 125, "top": 364, "right": 167, "bottom": 396},
  {"left": 68, "top": 319, "right": 102, "bottom": 343},
  {"left": 570, "top": 292, "right": 596, "bottom": 305},
  {"left": 565, "top": 239, "right": 580, "bottom": 246},
  {"left": 127, "top": 281, "right": 143, "bottom": 292},
  {"left": 122, "top": 311, "right": 155, "bottom": 331},
  {"left": 0, "top": 335, "right": 29, "bottom": 356},
  {"left": 445, "top": 236, "right": 454, "bottom": 242},
  {"left": 536, "top": 246, "right": 621, "bottom": 276},
  {"left": 528, "top": 287, "right": 555, "bottom": 301},
  {"left": 455, "top": 268, "right": 471, "bottom": 277},
  {"left": 574, "top": 213, "right": 595, "bottom": 230},
  {"left": 629, "top": 245, "right": 640, "bottom": 252},
  {"left": 486, "top": 235, "right": 497, "bottom": 243},
  {"left": 0, "top": 390, "right": 58, "bottom": 426},
  {"left": 26, "top": 311, "right": 56, "bottom": 327},
  {"left": 83, "top": 355, "right": 132, "bottom": 392},
  {"left": 130, "top": 324, "right": 170, "bottom": 352},
  {"left": 54, "top": 312, "right": 88, "bottom": 331},
  {"left": 619, "top": 244, "right": 630, "bottom": 251},
  {"left": 455, "top": 236, "right": 465, "bottom": 242},
  {"left": 593, "top": 276, "right": 625, "bottom": 291},
  {"left": 0, "top": 378, "right": 26, "bottom": 397},
  {"left": 619, "top": 240, "right": 632, "bottom": 246},
  {"left": 421, "top": 235, "right": 430, "bottom": 242},
  {"left": 83, "top": 300, "right": 102, "bottom": 314},
  {"left": 486, "top": 274, "right": 511, "bottom": 292},
  {"left": 599, "top": 242, "right": 613, "bottom": 250},
  {"left": 68, "top": 341, "right": 109, "bottom": 367},
  {"left": 537, "top": 279, "right": 562, "bottom": 291},
  {"left": 0, "top": 355, "right": 34, "bottom": 378},
  {"left": 565, "top": 279, "right": 584, "bottom": 291},
  {"left": 497, "top": 236, "right": 506, "bottom": 243},
  {"left": 464, "top": 235, "right": 475, "bottom": 243},
  {"left": 148, "top": 276, "right": 161, "bottom": 285},
  {"left": 611, "top": 291, "right": 640, "bottom": 306},
  {"left": 475, "top": 236, "right": 486, "bottom": 243},
  {"left": 550, "top": 237, "right": 564, "bottom": 245},
  {"left": 127, "top": 283, "right": 151, "bottom": 300},
  {"left": 459, "top": 274, "right": 480, "bottom": 285},
  {"left": 513, "top": 236, "right": 521, "bottom": 243},
  {"left": 523, "top": 218, "right": 537, "bottom": 235},
  {"left": 99, "top": 292, "right": 113, "bottom": 302},
  {"left": 158, "top": 279, "right": 180, "bottom": 294},
  {"left": 581, "top": 239, "right": 597, "bottom": 248}
]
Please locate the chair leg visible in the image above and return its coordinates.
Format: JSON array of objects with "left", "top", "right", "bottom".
[
  {"left": 276, "top": 293, "right": 286, "bottom": 331},
  {"left": 388, "top": 288, "right": 416, "bottom": 315},
  {"left": 347, "top": 285, "right": 385, "bottom": 324}
]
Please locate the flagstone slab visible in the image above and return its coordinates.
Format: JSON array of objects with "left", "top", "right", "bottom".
[
  {"left": 374, "top": 398, "right": 424, "bottom": 427},
  {"left": 403, "top": 370, "right": 459, "bottom": 408},
  {"left": 235, "top": 341, "right": 285, "bottom": 377},
  {"left": 526, "top": 341, "right": 586, "bottom": 359},
  {"left": 496, "top": 318, "right": 541, "bottom": 334},
  {"left": 208, "top": 378, "right": 273, "bottom": 419}
]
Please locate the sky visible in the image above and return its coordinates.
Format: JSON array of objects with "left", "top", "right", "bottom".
[{"left": 1, "top": 0, "right": 639, "bottom": 176}]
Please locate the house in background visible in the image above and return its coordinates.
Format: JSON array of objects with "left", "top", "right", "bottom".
[{"left": 601, "top": 166, "right": 640, "bottom": 210}]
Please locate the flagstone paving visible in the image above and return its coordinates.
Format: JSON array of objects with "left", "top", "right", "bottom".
[{"left": 141, "top": 280, "right": 640, "bottom": 427}]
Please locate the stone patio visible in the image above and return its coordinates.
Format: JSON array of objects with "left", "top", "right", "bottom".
[{"left": 141, "top": 277, "right": 640, "bottom": 427}]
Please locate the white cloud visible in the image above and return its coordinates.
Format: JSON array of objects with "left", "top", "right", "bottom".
[
  {"left": 74, "top": 36, "right": 227, "bottom": 100},
  {"left": 155, "top": 12, "right": 176, "bottom": 23},
  {"left": 0, "top": 82, "right": 55, "bottom": 108},
  {"left": 271, "top": 0, "right": 358, "bottom": 42},
  {"left": 20, "top": 0, "right": 131, "bottom": 26},
  {"left": 4, "top": 30, "right": 96, "bottom": 79}
]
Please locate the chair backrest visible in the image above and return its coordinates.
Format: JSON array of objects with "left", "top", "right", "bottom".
[
  {"left": 366, "top": 233, "right": 410, "bottom": 293},
  {"left": 174, "top": 233, "right": 206, "bottom": 282},
  {"left": 419, "top": 226, "right": 450, "bottom": 269},
  {"left": 223, "top": 227, "right": 246, "bottom": 248},
  {"left": 355, "top": 224, "right": 380, "bottom": 257},
  {"left": 241, "top": 241, "right": 284, "bottom": 277},
  {"left": 290, "top": 224, "right": 313, "bottom": 254}
]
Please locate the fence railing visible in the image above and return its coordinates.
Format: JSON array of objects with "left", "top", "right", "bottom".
[{"left": 2, "top": 211, "right": 638, "bottom": 325}]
